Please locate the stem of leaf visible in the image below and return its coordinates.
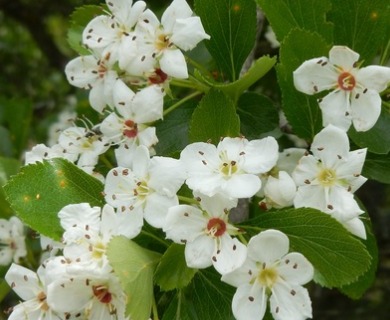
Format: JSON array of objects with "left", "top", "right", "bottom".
[
  {"left": 186, "top": 56, "right": 211, "bottom": 77},
  {"left": 163, "top": 91, "right": 203, "bottom": 117},
  {"left": 152, "top": 294, "right": 159, "bottom": 320},
  {"left": 178, "top": 195, "right": 199, "bottom": 205},
  {"left": 100, "top": 154, "right": 114, "bottom": 170}
]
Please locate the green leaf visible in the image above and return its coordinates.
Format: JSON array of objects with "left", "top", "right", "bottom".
[
  {"left": 339, "top": 213, "right": 378, "bottom": 299},
  {"left": 244, "top": 207, "right": 372, "bottom": 288},
  {"left": 155, "top": 99, "right": 197, "bottom": 157},
  {"left": 277, "top": 29, "right": 330, "bottom": 140},
  {"left": 362, "top": 152, "right": 390, "bottom": 184},
  {"left": 155, "top": 243, "right": 198, "bottom": 291},
  {"left": 3, "top": 158, "right": 104, "bottom": 240},
  {"left": 349, "top": 109, "right": 390, "bottom": 154},
  {"left": 162, "top": 268, "right": 235, "bottom": 320},
  {"left": 328, "top": 0, "right": 390, "bottom": 64},
  {"left": 67, "top": 5, "right": 105, "bottom": 55},
  {"left": 0, "top": 126, "right": 13, "bottom": 158},
  {"left": 256, "top": 0, "right": 333, "bottom": 43},
  {"left": 107, "top": 236, "right": 161, "bottom": 320},
  {"left": 189, "top": 89, "right": 240, "bottom": 144},
  {"left": 237, "top": 92, "right": 279, "bottom": 139},
  {"left": 194, "top": 0, "right": 257, "bottom": 81},
  {"left": 0, "top": 157, "right": 20, "bottom": 218}
]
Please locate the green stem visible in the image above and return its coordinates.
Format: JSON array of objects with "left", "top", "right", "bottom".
[
  {"left": 237, "top": 233, "right": 248, "bottom": 246},
  {"left": 0, "top": 280, "right": 11, "bottom": 303},
  {"left": 380, "top": 39, "right": 390, "bottom": 66},
  {"left": 186, "top": 56, "right": 211, "bottom": 77},
  {"left": 163, "top": 91, "right": 203, "bottom": 117},
  {"left": 170, "top": 78, "right": 198, "bottom": 89},
  {"left": 100, "top": 154, "right": 114, "bottom": 170},
  {"left": 178, "top": 195, "right": 199, "bottom": 205},
  {"left": 141, "top": 230, "right": 169, "bottom": 247},
  {"left": 152, "top": 294, "right": 159, "bottom": 320}
]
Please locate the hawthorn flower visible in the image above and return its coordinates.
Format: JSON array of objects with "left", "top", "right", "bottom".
[
  {"left": 5, "top": 263, "right": 66, "bottom": 320},
  {"left": 135, "top": 0, "right": 210, "bottom": 78},
  {"left": 164, "top": 192, "right": 247, "bottom": 275},
  {"left": 100, "top": 80, "right": 164, "bottom": 149},
  {"left": 292, "top": 125, "right": 367, "bottom": 238},
  {"left": 24, "top": 143, "right": 78, "bottom": 165},
  {"left": 221, "top": 230, "right": 314, "bottom": 320},
  {"left": 104, "top": 145, "right": 186, "bottom": 228},
  {"left": 58, "top": 203, "right": 141, "bottom": 268},
  {"left": 180, "top": 136, "right": 279, "bottom": 199},
  {"left": 293, "top": 45, "right": 390, "bottom": 131},
  {"left": 0, "top": 217, "right": 26, "bottom": 265}
]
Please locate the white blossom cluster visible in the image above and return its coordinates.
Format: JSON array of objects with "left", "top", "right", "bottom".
[{"left": 5, "top": 0, "right": 389, "bottom": 319}]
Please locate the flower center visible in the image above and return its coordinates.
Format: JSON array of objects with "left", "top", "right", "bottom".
[
  {"left": 206, "top": 218, "right": 227, "bottom": 237},
  {"left": 149, "top": 68, "right": 168, "bottom": 84},
  {"left": 37, "top": 291, "right": 49, "bottom": 311},
  {"left": 155, "top": 32, "right": 171, "bottom": 51},
  {"left": 93, "top": 285, "right": 112, "bottom": 304},
  {"left": 318, "top": 168, "right": 337, "bottom": 186},
  {"left": 133, "top": 180, "right": 149, "bottom": 200},
  {"left": 337, "top": 72, "right": 356, "bottom": 91},
  {"left": 220, "top": 161, "right": 238, "bottom": 176},
  {"left": 258, "top": 266, "right": 278, "bottom": 288},
  {"left": 123, "top": 119, "right": 138, "bottom": 138},
  {"left": 92, "top": 241, "right": 106, "bottom": 259}
]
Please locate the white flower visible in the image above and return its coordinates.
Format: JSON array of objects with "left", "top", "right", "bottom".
[
  {"left": 24, "top": 143, "right": 78, "bottom": 166},
  {"left": 164, "top": 192, "right": 247, "bottom": 275},
  {"left": 135, "top": 0, "right": 210, "bottom": 78},
  {"left": 5, "top": 263, "right": 66, "bottom": 320},
  {"left": 100, "top": 80, "right": 163, "bottom": 149},
  {"left": 47, "top": 267, "right": 127, "bottom": 320},
  {"left": 58, "top": 126, "right": 111, "bottom": 174},
  {"left": 65, "top": 54, "right": 117, "bottom": 113},
  {"left": 222, "top": 230, "right": 314, "bottom": 320},
  {"left": 104, "top": 145, "right": 186, "bottom": 228},
  {"left": 260, "top": 171, "right": 296, "bottom": 209},
  {"left": 58, "top": 203, "right": 140, "bottom": 269},
  {"left": 292, "top": 125, "right": 367, "bottom": 237},
  {"left": 0, "top": 217, "right": 26, "bottom": 265},
  {"left": 180, "top": 136, "right": 279, "bottom": 199},
  {"left": 47, "top": 108, "right": 77, "bottom": 146},
  {"left": 293, "top": 45, "right": 390, "bottom": 132}
]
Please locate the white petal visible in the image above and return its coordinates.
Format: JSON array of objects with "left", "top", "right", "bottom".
[
  {"left": 319, "top": 90, "right": 352, "bottom": 131},
  {"left": 292, "top": 155, "right": 318, "bottom": 186},
  {"left": 277, "top": 252, "right": 314, "bottom": 285},
  {"left": 341, "top": 216, "right": 367, "bottom": 239},
  {"left": 212, "top": 235, "right": 247, "bottom": 275},
  {"left": 65, "top": 55, "right": 99, "bottom": 88},
  {"left": 132, "top": 85, "right": 164, "bottom": 123},
  {"left": 164, "top": 205, "right": 206, "bottom": 243},
  {"left": 247, "top": 230, "right": 289, "bottom": 265},
  {"left": 293, "top": 57, "right": 338, "bottom": 94},
  {"left": 104, "top": 167, "right": 138, "bottom": 207},
  {"left": 113, "top": 80, "right": 136, "bottom": 117},
  {"left": 327, "top": 187, "right": 363, "bottom": 220},
  {"left": 144, "top": 193, "right": 179, "bottom": 228},
  {"left": 311, "top": 124, "right": 350, "bottom": 167},
  {"left": 160, "top": 49, "right": 188, "bottom": 78},
  {"left": 294, "top": 185, "right": 327, "bottom": 211},
  {"left": 336, "top": 148, "right": 367, "bottom": 189},
  {"left": 222, "top": 173, "right": 261, "bottom": 198},
  {"left": 357, "top": 65, "right": 390, "bottom": 92},
  {"left": 138, "top": 126, "right": 159, "bottom": 148},
  {"left": 329, "top": 46, "right": 360, "bottom": 69},
  {"left": 264, "top": 171, "right": 296, "bottom": 208},
  {"left": 221, "top": 258, "right": 258, "bottom": 287},
  {"left": 277, "top": 148, "right": 307, "bottom": 175},
  {"left": 242, "top": 136, "right": 279, "bottom": 173},
  {"left": 350, "top": 88, "right": 382, "bottom": 131},
  {"left": 59, "top": 203, "right": 101, "bottom": 232},
  {"left": 232, "top": 284, "right": 267, "bottom": 320},
  {"left": 270, "top": 284, "right": 312, "bottom": 320},
  {"left": 185, "top": 235, "right": 214, "bottom": 269},
  {"left": 195, "top": 192, "right": 238, "bottom": 214},
  {"left": 5, "top": 264, "right": 40, "bottom": 300},
  {"left": 161, "top": 0, "right": 193, "bottom": 33},
  {"left": 90, "top": 82, "right": 109, "bottom": 113},
  {"left": 132, "top": 145, "right": 150, "bottom": 178},
  {"left": 171, "top": 17, "right": 210, "bottom": 51},
  {"left": 83, "top": 15, "right": 118, "bottom": 49}
]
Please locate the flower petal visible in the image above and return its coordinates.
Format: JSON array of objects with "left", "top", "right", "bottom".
[
  {"left": 161, "top": 0, "right": 193, "bottom": 34},
  {"left": 185, "top": 235, "right": 214, "bottom": 269},
  {"left": 144, "top": 193, "right": 179, "bottom": 228},
  {"left": 171, "top": 17, "right": 210, "bottom": 51},
  {"left": 232, "top": 284, "right": 267, "bottom": 320},
  {"left": 277, "top": 252, "right": 314, "bottom": 285},
  {"left": 222, "top": 173, "right": 261, "bottom": 199},
  {"left": 341, "top": 216, "right": 367, "bottom": 239},
  {"left": 159, "top": 48, "right": 188, "bottom": 78},
  {"left": 212, "top": 235, "right": 247, "bottom": 275},
  {"left": 243, "top": 136, "right": 279, "bottom": 173},
  {"left": 5, "top": 264, "right": 40, "bottom": 301},
  {"left": 356, "top": 65, "right": 390, "bottom": 92},
  {"left": 319, "top": 90, "right": 352, "bottom": 131},
  {"left": 329, "top": 46, "right": 359, "bottom": 69}
]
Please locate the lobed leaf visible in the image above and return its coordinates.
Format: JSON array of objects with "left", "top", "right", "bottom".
[
  {"left": 195, "top": 0, "right": 257, "bottom": 81},
  {"left": 3, "top": 158, "right": 104, "bottom": 240}
]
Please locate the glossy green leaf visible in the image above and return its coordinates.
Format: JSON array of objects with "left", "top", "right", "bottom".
[
  {"left": 237, "top": 92, "right": 279, "bottom": 139},
  {"left": 189, "top": 89, "right": 240, "bottom": 144},
  {"left": 107, "top": 236, "right": 161, "bottom": 320},
  {"left": 256, "top": 0, "right": 333, "bottom": 43},
  {"left": 328, "top": 0, "right": 390, "bottom": 64},
  {"left": 244, "top": 207, "right": 372, "bottom": 288},
  {"left": 67, "top": 5, "right": 105, "bottom": 55},
  {"left": 155, "top": 243, "right": 198, "bottom": 291},
  {"left": 277, "top": 29, "right": 329, "bottom": 140},
  {"left": 363, "top": 152, "right": 390, "bottom": 184},
  {"left": 195, "top": 0, "right": 257, "bottom": 81},
  {"left": 3, "top": 158, "right": 104, "bottom": 240},
  {"left": 349, "top": 109, "right": 390, "bottom": 154}
]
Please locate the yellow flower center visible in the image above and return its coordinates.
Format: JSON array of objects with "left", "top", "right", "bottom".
[
  {"left": 317, "top": 168, "right": 337, "bottom": 186},
  {"left": 92, "top": 242, "right": 106, "bottom": 259},
  {"left": 220, "top": 161, "right": 238, "bottom": 176},
  {"left": 258, "top": 266, "right": 279, "bottom": 288}
]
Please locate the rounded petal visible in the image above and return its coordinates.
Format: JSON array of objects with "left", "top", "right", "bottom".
[
  {"left": 171, "top": 17, "right": 210, "bottom": 51},
  {"left": 113, "top": 80, "right": 136, "bottom": 117},
  {"left": 89, "top": 82, "right": 109, "bottom": 113},
  {"left": 327, "top": 187, "right": 364, "bottom": 220},
  {"left": 221, "top": 258, "right": 258, "bottom": 287},
  {"left": 5, "top": 264, "right": 40, "bottom": 300},
  {"left": 341, "top": 216, "right": 367, "bottom": 239},
  {"left": 270, "top": 284, "right": 312, "bottom": 320},
  {"left": 277, "top": 252, "right": 314, "bottom": 285},
  {"left": 159, "top": 49, "right": 188, "bottom": 78},
  {"left": 247, "top": 230, "right": 289, "bottom": 265},
  {"left": 194, "top": 192, "right": 238, "bottom": 214},
  {"left": 232, "top": 284, "right": 267, "bottom": 320},
  {"left": 132, "top": 145, "right": 150, "bottom": 178},
  {"left": 311, "top": 125, "right": 350, "bottom": 166},
  {"left": 356, "top": 65, "right": 390, "bottom": 92},
  {"left": 319, "top": 90, "right": 352, "bottom": 131},
  {"left": 292, "top": 154, "right": 318, "bottom": 186},
  {"left": 242, "top": 136, "right": 279, "bottom": 173},
  {"left": 132, "top": 85, "right": 164, "bottom": 123},
  {"left": 212, "top": 235, "right": 247, "bottom": 275},
  {"left": 83, "top": 15, "right": 118, "bottom": 49},
  {"left": 294, "top": 185, "right": 326, "bottom": 211},
  {"left": 264, "top": 171, "right": 296, "bottom": 208},
  {"left": 222, "top": 173, "right": 261, "bottom": 199},
  {"left": 58, "top": 203, "right": 101, "bottom": 232},
  {"left": 144, "top": 193, "right": 179, "bottom": 228},
  {"left": 185, "top": 235, "right": 214, "bottom": 269},
  {"left": 350, "top": 88, "right": 382, "bottom": 131},
  {"left": 161, "top": 0, "right": 193, "bottom": 33},
  {"left": 293, "top": 57, "right": 338, "bottom": 94},
  {"left": 104, "top": 167, "right": 138, "bottom": 207},
  {"left": 65, "top": 55, "right": 99, "bottom": 88},
  {"left": 329, "top": 46, "right": 360, "bottom": 69}
]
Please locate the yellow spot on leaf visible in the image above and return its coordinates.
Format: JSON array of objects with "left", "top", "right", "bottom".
[
  {"left": 232, "top": 4, "right": 240, "bottom": 12},
  {"left": 36, "top": 194, "right": 40, "bottom": 200},
  {"left": 56, "top": 169, "right": 64, "bottom": 176},
  {"left": 59, "top": 180, "right": 66, "bottom": 188},
  {"left": 23, "top": 195, "right": 31, "bottom": 202},
  {"left": 370, "top": 11, "right": 378, "bottom": 20}
]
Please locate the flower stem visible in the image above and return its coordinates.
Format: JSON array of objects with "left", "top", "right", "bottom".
[
  {"left": 152, "top": 294, "right": 159, "bottom": 320},
  {"left": 380, "top": 39, "right": 390, "bottom": 66},
  {"left": 0, "top": 280, "right": 11, "bottom": 302},
  {"left": 186, "top": 56, "right": 211, "bottom": 77},
  {"left": 238, "top": 233, "right": 248, "bottom": 246},
  {"left": 163, "top": 91, "right": 203, "bottom": 117},
  {"left": 178, "top": 195, "right": 199, "bottom": 205}
]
